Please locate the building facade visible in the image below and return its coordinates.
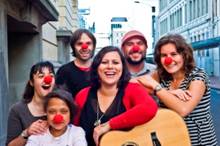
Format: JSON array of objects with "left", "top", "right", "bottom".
[
  {"left": 0, "top": 0, "right": 78, "bottom": 145},
  {"left": 45, "top": 0, "right": 78, "bottom": 66},
  {"left": 158, "top": 0, "right": 220, "bottom": 76},
  {"left": 110, "top": 17, "right": 129, "bottom": 47}
]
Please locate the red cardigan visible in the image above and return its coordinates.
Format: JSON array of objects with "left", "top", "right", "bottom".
[{"left": 74, "top": 82, "right": 158, "bottom": 129}]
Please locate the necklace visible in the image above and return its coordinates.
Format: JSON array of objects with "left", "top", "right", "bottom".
[{"left": 94, "top": 100, "right": 105, "bottom": 126}]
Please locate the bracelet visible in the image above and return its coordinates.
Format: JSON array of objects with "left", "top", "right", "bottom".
[
  {"left": 154, "top": 84, "right": 162, "bottom": 95},
  {"left": 20, "top": 130, "right": 29, "bottom": 139}
]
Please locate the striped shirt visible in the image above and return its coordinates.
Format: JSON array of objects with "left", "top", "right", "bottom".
[{"left": 159, "top": 67, "right": 218, "bottom": 146}]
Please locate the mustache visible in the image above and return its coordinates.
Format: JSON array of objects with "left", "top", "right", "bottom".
[
  {"left": 126, "top": 57, "right": 146, "bottom": 65},
  {"left": 128, "top": 51, "right": 142, "bottom": 55},
  {"left": 79, "top": 49, "right": 91, "bottom": 53}
]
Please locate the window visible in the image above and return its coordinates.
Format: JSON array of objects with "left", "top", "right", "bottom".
[
  {"left": 160, "top": 0, "right": 168, "bottom": 11},
  {"left": 202, "top": 33, "right": 205, "bottom": 40},
  {"left": 198, "top": 0, "right": 201, "bottom": 17},
  {"left": 111, "top": 24, "right": 122, "bottom": 29},
  {"left": 206, "top": 0, "right": 208, "bottom": 13},
  {"left": 189, "top": 0, "right": 193, "bottom": 21},
  {"left": 160, "top": 18, "right": 168, "bottom": 35},
  {"left": 152, "top": 6, "right": 156, "bottom": 13},
  {"left": 194, "top": 36, "right": 196, "bottom": 42},
  {"left": 185, "top": 4, "right": 187, "bottom": 23},
  {"left": 206, "top": 50, "right": 209, "bottom": 57},
  {"left": 193, "top": 0, "right": 196, "bottom": 19},
  {"left": 213, "top": 0, "right": 217, "bottom": 16}
]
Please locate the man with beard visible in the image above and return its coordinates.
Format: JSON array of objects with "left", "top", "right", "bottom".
[
  {"left": 56, "top": 28, "right": 96, "bottom": 98},
  {"left": 121, "top": 30, "right": 154, "bottom": 77}
]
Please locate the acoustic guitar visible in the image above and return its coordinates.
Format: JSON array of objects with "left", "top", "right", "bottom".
[{"left": 100, "top": 108, "right": 191, "bottom": 146}]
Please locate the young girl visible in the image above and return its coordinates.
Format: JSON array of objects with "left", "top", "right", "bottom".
[{"left": 25, "top": 89, "right": 87, "bottom": 146}]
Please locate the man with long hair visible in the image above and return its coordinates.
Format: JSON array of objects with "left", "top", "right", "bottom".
[{"left": 56, "top": 28, "right": 96, "bottom": 98}]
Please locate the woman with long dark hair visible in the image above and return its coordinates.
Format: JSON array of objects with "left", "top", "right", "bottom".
[
  {"left": 74, "top": 46, "right": 158, "bottom": 146},
  {"left": 6, "top": 61, "right": 55, "bottom": 146}
]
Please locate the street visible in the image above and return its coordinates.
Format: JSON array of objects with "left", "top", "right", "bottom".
[{"left": 211, "top": 89, "right": 220, "bottom": 144}]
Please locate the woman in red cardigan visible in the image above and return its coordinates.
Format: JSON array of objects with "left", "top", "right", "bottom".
[{"left": 74, "top": 46, "right": 158, "bottom": 146}]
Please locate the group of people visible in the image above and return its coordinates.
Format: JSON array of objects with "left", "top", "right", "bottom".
[{"left": 6, "top": 28, "right": 218, "bottom": 146}]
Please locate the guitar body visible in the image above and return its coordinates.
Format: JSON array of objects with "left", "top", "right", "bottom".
[{"left": 100, "top": 108, "right": 191, "bottom": 146}]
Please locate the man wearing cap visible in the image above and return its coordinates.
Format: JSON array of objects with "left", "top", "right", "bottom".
[
  {"left": 56, "top": 28, "right": 96, "bottom": 98},
  {"left": 121, "top": 30, "right": 154, "bottom": 77}
]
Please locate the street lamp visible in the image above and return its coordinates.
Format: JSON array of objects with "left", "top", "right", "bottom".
[
  {"left": 132, "top": 0, "right": 158, "bottom": 54},
  {"left": 134, "top": 0, "right": 141, "bottom": 4},
  {"left": 134, "top": 0, "right": 156, "bottom": 13}
]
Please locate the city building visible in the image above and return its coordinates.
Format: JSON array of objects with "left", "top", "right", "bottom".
[
  {"left": 158, "top": 0, "right": 220, "bottom": 76},
  {"left": 109, "top": 0, "right": 159, "bottom": 51},
  {"left": 52, "top": 0, "right": 78, "bottom": 65},
  {"left": 78, "top": 8, "right": 90, "bottom": 28},
  {"left": 0, "top": 0, "right": 78, "bottom": 144},
  {"left": 110, "top": 17, "right": 129, "bottom": 47}
]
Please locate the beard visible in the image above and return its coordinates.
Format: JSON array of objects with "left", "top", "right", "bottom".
[
  {"left": 126, "top": 56, "right": 146, "bottom": 65},
  {"left": 75, "top": 49, "right": 95, "bottom": 62}
]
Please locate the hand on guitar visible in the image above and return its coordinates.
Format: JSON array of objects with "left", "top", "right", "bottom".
[
  {"left": 99, "top": 109, "right": 191, "bottom": 146},
  {"left": 93, "top": 122, "right": 111, "bottom": 146}
]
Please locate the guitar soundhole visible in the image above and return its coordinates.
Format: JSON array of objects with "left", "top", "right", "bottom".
[{"left": 121, "top": 141, "right": 139, "bottom": 146}]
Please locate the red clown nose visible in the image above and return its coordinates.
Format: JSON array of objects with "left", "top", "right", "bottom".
[
  {"left": 44, "top": 75, "right": 52, "bottom": 84},
  {"left": 53, "top": 114, "right": 64, "bottom": 124},
  {"left": 131, "top": 45, "right": 140, "bottom": 53},
  {"left": 81, "top": 43, "right": 88, "bottom": 49},
  {"left": 164, "top": 57, "right": 173, "bottom": 65}
]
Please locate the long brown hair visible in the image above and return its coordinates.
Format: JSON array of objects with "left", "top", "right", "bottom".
[{"left": 154, "top": 34, "right": 195, "bottom": 80}]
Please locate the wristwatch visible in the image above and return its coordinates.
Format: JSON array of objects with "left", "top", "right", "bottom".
[
  {"left": 20, "top": 130, "right": 29, "bottom": 139},
  {"left": 154, "top": 84, "right": 162, "bottom": 95}
]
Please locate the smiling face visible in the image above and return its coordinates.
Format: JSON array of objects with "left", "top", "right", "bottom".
[
  {"left": 31, "top": 67, "right": 55, "bottom": 99},
  {"left": 122, "top": 37, "right": 147, "bottom": 65},
  {"left": 98, "top": 51, "right": 123, "bottom": 87},
  {"left": 46, "top": 97, "right": 70, "bottom": 137},
  {"left": 74, "top": 33, "right": 95, "bottom": 62},
  {"left": 160, "top": 43, "right": 185, "bottom": 75}
]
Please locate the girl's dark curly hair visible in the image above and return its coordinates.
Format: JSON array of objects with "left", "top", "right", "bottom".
[
  {"left": 90, "top": 46, "right": 131, "bottom": 90},
  {"left": 43, "top": 88, "right": 77, "bottom": 123},
  {"left": 154, "top": 34, "right": 195, "bottom": 80}
]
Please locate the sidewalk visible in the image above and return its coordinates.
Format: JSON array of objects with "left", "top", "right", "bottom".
[{"left": 209, "top": 76, "right": 220, "bottom": 90}]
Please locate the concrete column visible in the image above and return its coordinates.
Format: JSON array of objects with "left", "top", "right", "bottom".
[
  {"left": 57, "top": 37, "right": 72, "bottom": 64},
  {"left": 56, "top": 30, "right": 72, "bottom": 64},
  {"left": 57, "top": 37, "right": 66, "bottom": 64},
  {"left": 0, "top": 2, "right": 9, "bottom": 144}
]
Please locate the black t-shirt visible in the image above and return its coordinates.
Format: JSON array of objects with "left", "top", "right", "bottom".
[
  {"left": 80, "top": 87, "right": 126, "bottom": 146},
  {"left": 56, "top": 61, "right": 91, "bottom": 98}
]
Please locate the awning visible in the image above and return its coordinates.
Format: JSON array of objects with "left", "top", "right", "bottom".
[
  {"left": 32, "top": 0, "right": 59, "bottom": 22},
  {"left": 191, "top": 36, "right": 220, "bottom": 50}
]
